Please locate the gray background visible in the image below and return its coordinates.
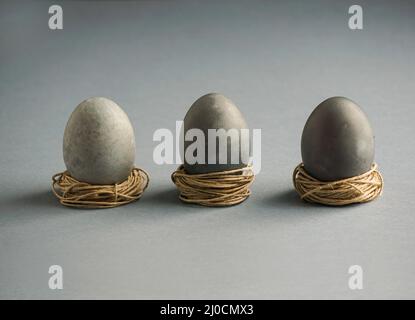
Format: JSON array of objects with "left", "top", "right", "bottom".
[{"left": 1, "top": 0, "right": 414, "bottom": 299}]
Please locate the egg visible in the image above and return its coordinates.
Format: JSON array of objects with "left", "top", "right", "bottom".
[
  {"left": 183, "top": 93, "right": 250, "bottom": 174},
  {"left": 63, "top": 97, "right": 135, "bottom": 184},
  {"left": 301, "top": 96, "right": 374, "bottom": 181}
]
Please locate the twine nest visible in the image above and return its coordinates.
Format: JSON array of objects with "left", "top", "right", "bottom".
[
  {"left": 293, "top": 163, "right": 383, "bottom": 206},
  {"left": 171, "top": 165, "right": 255, "bottom": 207},
  {"left": 52, "top": 168, "right": 149, "bottom": 208}
]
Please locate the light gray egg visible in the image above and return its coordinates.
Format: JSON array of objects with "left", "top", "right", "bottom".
[
  {"left": 63, "top": 97, "right": 135, "bottom": 184},
  {"left": 183, "top": 93, "right": 250, "bottom": 174},
  {"left": 301, "top": 96, "right": 374, "bottom": 181}
]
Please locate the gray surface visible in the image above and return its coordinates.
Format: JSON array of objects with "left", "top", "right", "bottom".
[{"left": 0, "top": 0, "right": 414, "bottom": 299}]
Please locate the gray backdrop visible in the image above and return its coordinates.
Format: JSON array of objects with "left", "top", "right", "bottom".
[{"left": 1, "top": 0, "right": 414, "bottom": 299}]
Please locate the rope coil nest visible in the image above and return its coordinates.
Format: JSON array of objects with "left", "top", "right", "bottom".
[
  {"left": 293, "top": 163, "right": 383, "bottom": 206},
  {"left": 52, "top": 168, "right": 149, "bottom": 208},
  {"left": 171, "top": 165, "right": 255, "bottom": 207}
]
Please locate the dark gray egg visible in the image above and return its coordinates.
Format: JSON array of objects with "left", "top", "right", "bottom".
[
  {"left": 301, "top": 97, "right": 374, "bottom": 181},
  {"left": 63, "top": 97, "right": 135, "bottom": 184},
  {"left": 183, "top": 93, "right": 250, "bottom": 174}
]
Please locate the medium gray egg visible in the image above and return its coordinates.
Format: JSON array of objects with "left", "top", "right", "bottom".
[
  {"left": 183, "top": 93, "right": 250, "bottom": 174},
  {"left": 63, "top": 97, "right": 135, "bottom": 184},
  {"left": 301, "top": 96, "right": 374, "bottom": 181}
]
